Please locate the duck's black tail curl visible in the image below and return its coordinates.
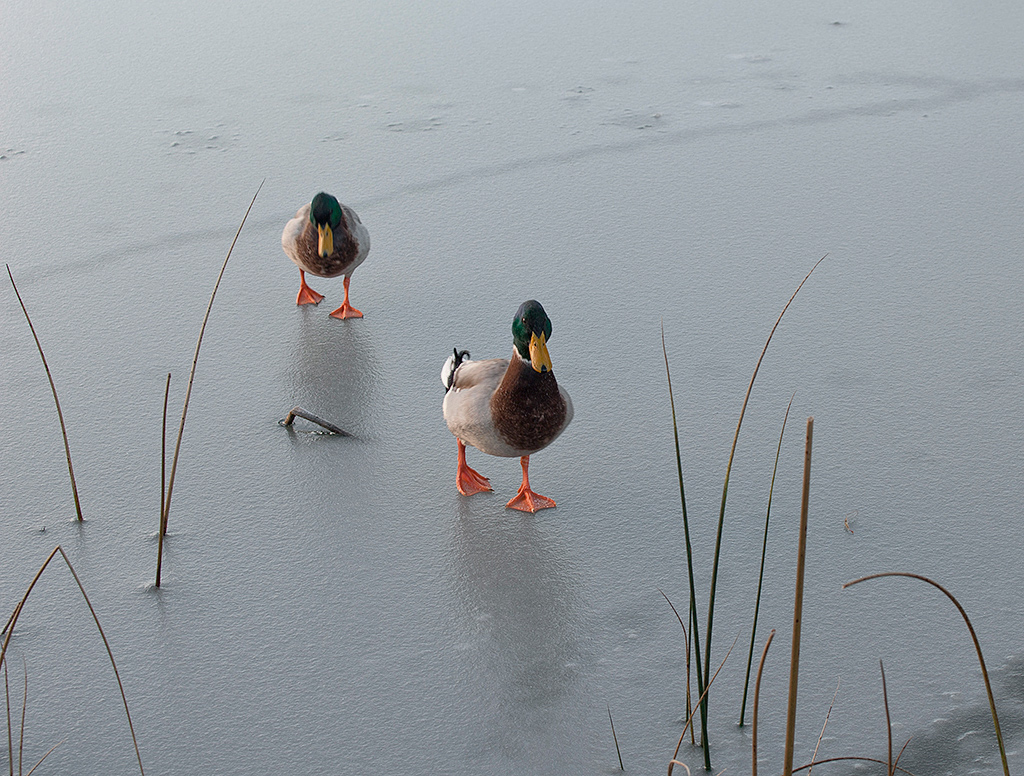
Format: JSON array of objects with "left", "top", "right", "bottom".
[{"left": 442, "top": 348, "right": 471, "bottom": 391}]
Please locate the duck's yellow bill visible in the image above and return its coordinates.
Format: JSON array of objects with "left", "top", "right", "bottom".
[
  {"left": 529, "top": 332, "right": 552, "bottom": 373},
  {"left": 317, "top": 224, "right": 334, "bottom": 257}
]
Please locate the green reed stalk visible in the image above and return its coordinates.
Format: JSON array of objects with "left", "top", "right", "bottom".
[
  {"left": 607, "top": 705, "right": 624, "bottom": 771},
  {"left": 740, "top": 392, "right": 795, "bottom": 726},
  {"left": 661, "top": 325, "right": 708, "bottom": 766},
  {"left": 842, "top": 572, "right": 1009, "bottom": 776},
  {"left": 6, "top": 265, "right": 84, "bottom": 521},
  {"left": 704, "top": 255, "right": 826, "bottom": 747}
]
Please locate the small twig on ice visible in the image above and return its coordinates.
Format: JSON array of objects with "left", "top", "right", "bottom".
[{"left": 281, "top": 407, "right": 350, "bottom": 436}]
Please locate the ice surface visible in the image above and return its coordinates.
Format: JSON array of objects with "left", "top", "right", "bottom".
[{"left": 2, "top": 0, "right": 1024, "bottom": 774}]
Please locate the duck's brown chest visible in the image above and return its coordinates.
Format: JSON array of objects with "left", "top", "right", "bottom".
[
  {"left": 490, "top": 365, "right": 567, "bottom": 453},
  {"left": 296, "top": 216, "right": 359, "bottom": 278}
]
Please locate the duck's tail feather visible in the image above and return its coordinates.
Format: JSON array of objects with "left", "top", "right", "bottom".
[{"left": 441, "top": 348, "right": 471, "bottom": 391}]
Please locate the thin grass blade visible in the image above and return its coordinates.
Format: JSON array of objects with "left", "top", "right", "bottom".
[
  {"left": 661, "top": 322, "right": 709, "bottom": 766},
  {"left": 740, "top": 392, "right": 795, "bottom": 725},
  {"left": 24, "top": 740, "right": 63, "bottom": 776},
  {"left": 808, "top": 677, "right": 840, "bottom": 776},
  {"left": 659, "top": 588, "right": 694, "bottom": 744},
  {"left": 669, "top": 634, "right": 738, "bottom": 776},
  {"left": 705, "top": 255, "right": 827, "bottom": 729},
  {"left": 607, "top": 705, "right": 624, "bottom": 771},
  {"left": 162, "top": 181, "right": 264, "bottom": 536},
  {"left": 6, "top": 265, "right": 84, "bottom": 521},
  {"left": 751, "top": 628, "right": 775, "bottom": 776},
  {"left": 1, "top": 547, "right": 144, "bottom": 776},
  {"left": 881, "top": 660, "right": 893, "bottom": 775},
  {"left": 155, "top": 373, "right": 171, "bottom": 588}
]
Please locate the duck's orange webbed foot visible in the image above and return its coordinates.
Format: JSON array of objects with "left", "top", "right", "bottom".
[
  {"left": 505, "top": 456, "right": 556, "bottom": 512},
  {"left": 329, "top": 276, "right": 363, "bottom": 319},
  {"left": 329, "top": 303, "right": 363, "bottom": 320},
  {"left": 296, "top": 271, "right": 324, "bottom": 305},
  {"left": 458, "top": 465, "right": 492, "bottom": 496},
  {"left": 506, "top": 487, "right": 556, "bottom": 512},
  {"left": 456, "top": 439, "right": 492, "bottom": 496}
]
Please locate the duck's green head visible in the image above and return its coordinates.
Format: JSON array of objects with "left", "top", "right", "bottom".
[
  {"left": 309, "top": 192, "right": 343, "bottom": 258},
  {"left": 512, "top": 300, "right": 554, "bottom": 373}
]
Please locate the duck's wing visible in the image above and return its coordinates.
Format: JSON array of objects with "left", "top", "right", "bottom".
[
  {"left": 282, "top": 204, "right": 311, "bottom": 265},
  {"left": 443, "top": 358, "right": 516, "bottom": 456},
  {"left": 340, "top": 203, "right": 370, "bottom": 272},
  {"left": 449, "top": 358, "right": 508, "bottom": 392}
]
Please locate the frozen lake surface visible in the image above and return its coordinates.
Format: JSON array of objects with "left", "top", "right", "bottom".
[{"left": 3, "top": 1, "right": 1024, "bottom": 774}]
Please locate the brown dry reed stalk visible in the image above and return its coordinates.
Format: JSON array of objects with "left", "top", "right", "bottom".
[
  {"left": 668, "top": 634, "right": 738, "bottom": 776},
  {"left": 893, "top": 738, "right": 912, "bottom": 774},
  {"left": 876, "top": 669, "right": 915, "bottom": 776},
  {"left": 740, "top": 391, "right": 795, "bottom": 726},
  {"left": 155, "top": 373, "right": 171, "bottom": 588},
  {"left": 661, "top": 323, "right": 708, "bottom": 759},
  {"left": 750, "top": 628, "right": 775, "bottom": 776},
  {"left": 607, "top": 705, "right": 624, "bottom": 771},
  {"left": 658, "top": 588, "right": 695, "bottom": 745},
  {"left": 782, "top": 416, "right": 814, "bottom": 776},
  {"left": 4, "top": 658, "right": 63, "bottom": 776},
  {"left": 880, "top": 660, "right": 893, "bottom": 775},
  {"left": 22, "top": 741, "right": 63, "bottom": 776},
  {"left": 0, "top": 546, "right": 143, "bottom": 776},
  {"left": 17, "top": 660, "right": 25, "bottom": 776},
  {"left": 842, "top": 571, "right": 1009, "bottom": 776},
  {"left": 793, "top": 756, "right": 915, "bottom": 775},
  {"left": 807, "top": 677, "right": 840, "bottom": 776},
  {"left": 703, "top": 254, "right": 827, "bottom": 765},
  {"left": 160, "top": 181, "right": 264, "bottom": 544},
  {"left": 793, "top": 671, "right": 913, "bottom": 776},
  {"left": 6, "top": 265, "right": 84, "bottom": 522},
  {"left": 4, "top": 658, "right": 10, "bottom": 776}
]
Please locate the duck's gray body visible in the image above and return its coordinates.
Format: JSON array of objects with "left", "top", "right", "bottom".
[{"left": 442, "top": 349, "right": 573, "bottom": 457}]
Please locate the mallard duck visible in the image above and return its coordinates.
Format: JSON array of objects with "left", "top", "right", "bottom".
[
  {"left": 441, "top": 300, "right": 573, "bottom": 512},
  {"left": 281, "top": 192, "right": 370, "bottom": 319}
]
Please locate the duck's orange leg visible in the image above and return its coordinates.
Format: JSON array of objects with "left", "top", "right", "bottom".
[
  {"left": 296, "top": 270, "right": 324, "bottom": 305},
  {"left": 506, "top": 456, "right": 556, "bottom": 512},
  {"left": 329, "top": 276, "right": 363, "bottom": 319},
  {"left": 456, "top": 439, "right": 492, "bottom": 496}
]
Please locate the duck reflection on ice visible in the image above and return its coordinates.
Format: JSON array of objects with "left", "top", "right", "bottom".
[
  {"left": 448, "top": 505, "right": 585, "bottom": 760},
  {"left": 285, "top": 311, "right": 383, "bottom": 437}
]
